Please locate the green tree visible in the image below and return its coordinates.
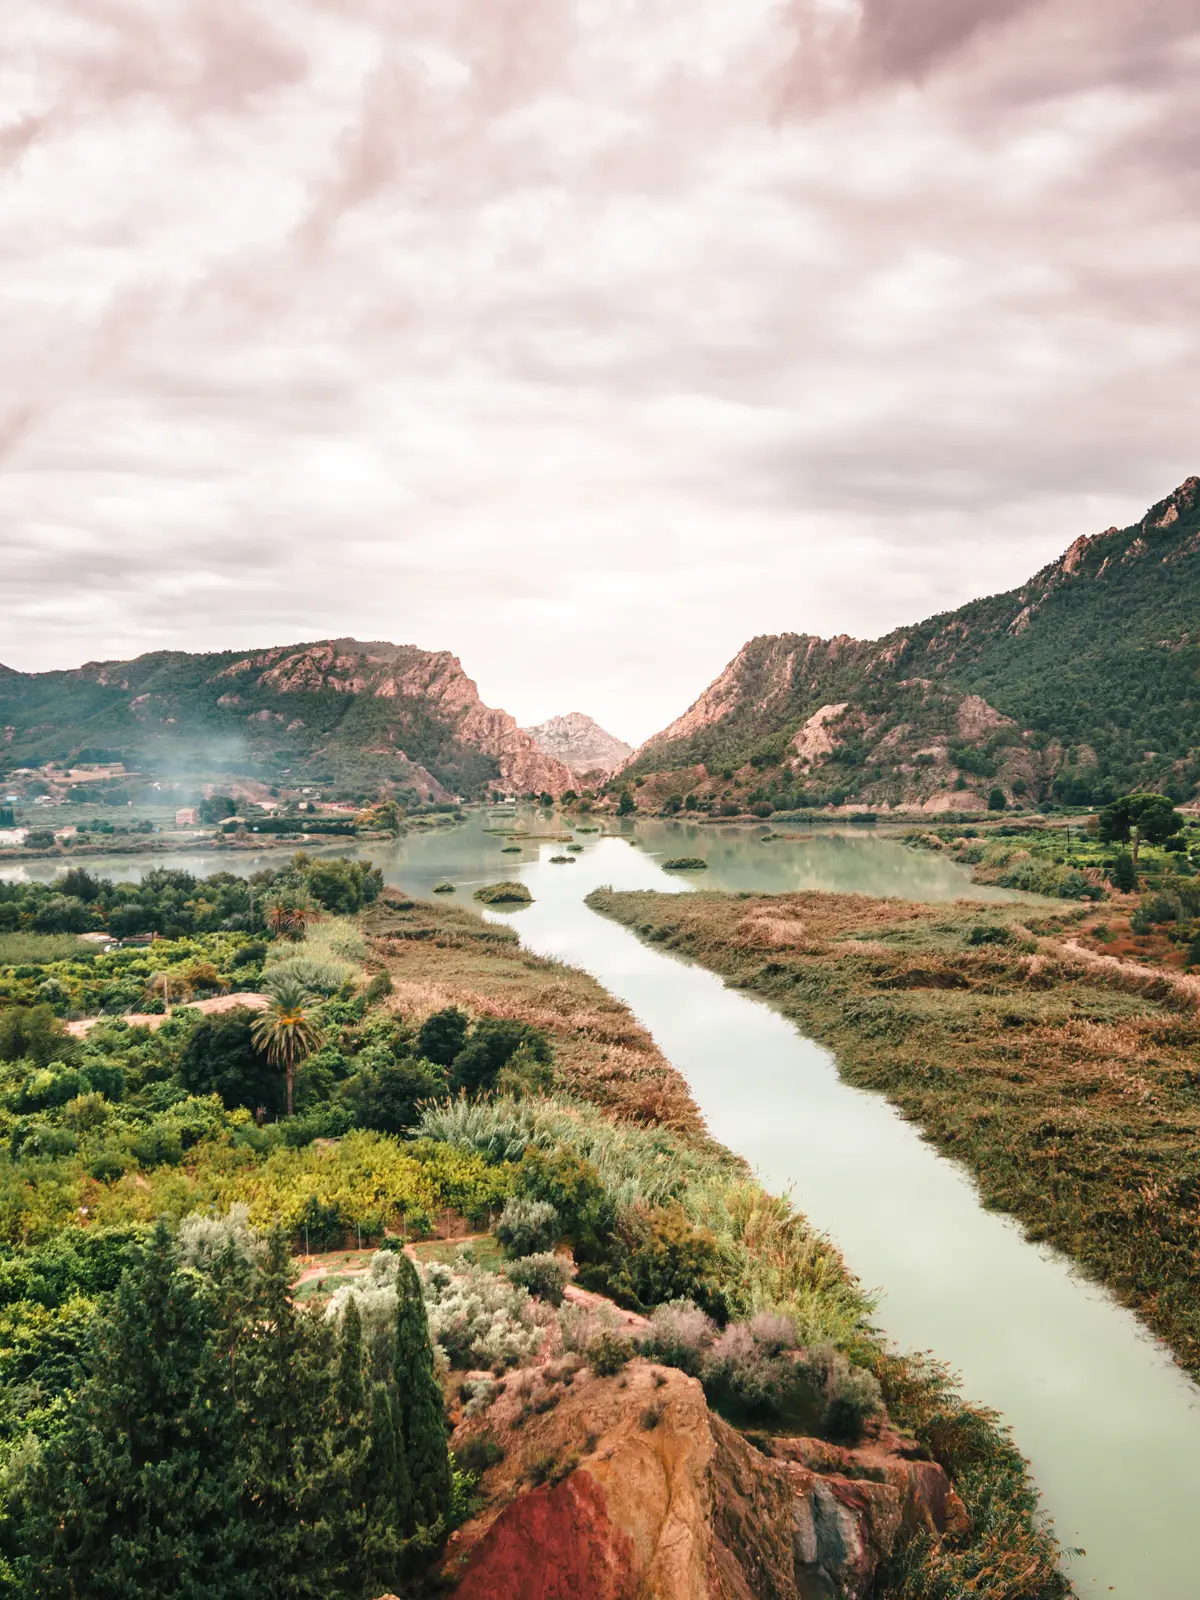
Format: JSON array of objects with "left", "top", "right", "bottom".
[
  {"left": 416, "top": 1006, "right": 470, "bottom": 1067},
  {"left": 449, "top": 1018, "right": 552, "bottom": 1097},
  {"left": 180, "top": 1007, "right": 284, "bottom": 1115},
  {"left": 987, "top": 787, "right": 1008, "bottom": 811},
  {"left": 392, "top": 1254, "right": 452, "bottom": 1529},
  {"left": 251, "top": 976, "right": 325, "bottom": 1117},
  {"left": 349, "top": 1057, "right": 447, "bottom": 1134},
  {"left": 1110, "top": 851, "right": 1137, "bottom": 893},
  {"left": 239, "top": 1233, "right": 336, "bottom": 1598},
  {"left": 616, "top": 789, "right": 636, "bottom": 816},
  {"left": 21, "top": 1221, "right": 250, "bottom": 1599},
  {"left": 1098, "top": 793, "right": 1184, "bottom": 864}
]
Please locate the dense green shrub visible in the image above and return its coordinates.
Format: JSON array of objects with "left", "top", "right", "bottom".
[
  {"left": 495, "top": 1198, "right": 559, "bottom": 1258},
  {"left": 505, "top": 1252, "right": 570, "bottom": 1306}
]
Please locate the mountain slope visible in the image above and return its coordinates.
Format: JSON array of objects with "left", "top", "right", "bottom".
[
  {"left": 522, "top": 713, "right": 633, "bottom": 778},
  {"left": 627, "top": 476, "right": 1200, "bottom": 810},
  {"left": 0, "top": 639, "right": 573, "bottom": 799}
]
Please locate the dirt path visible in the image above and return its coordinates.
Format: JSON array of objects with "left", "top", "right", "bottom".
[{"left": 66, "top": 991, "right": 269, "bottom": 1038}]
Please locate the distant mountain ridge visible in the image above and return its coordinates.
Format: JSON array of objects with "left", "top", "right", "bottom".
[
  {"left": 523, "top": 713, "right": 633, "bottom": 778},
  {"left": 0, "top": 639, "right": 573, "bottom": 799},
  {"left": 626, "top": 476, "right": 1200, "bottom": 810}
]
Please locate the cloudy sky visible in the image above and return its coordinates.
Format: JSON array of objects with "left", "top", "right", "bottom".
[{"left": 1, "top": 0, "right": 1197, "bottom": 742}]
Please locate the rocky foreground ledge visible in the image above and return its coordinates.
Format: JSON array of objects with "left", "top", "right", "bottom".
[{"left": 441, "top": 1358, "right": 966, "bottom": 1600}]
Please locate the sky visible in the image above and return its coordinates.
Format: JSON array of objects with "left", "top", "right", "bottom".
[{"left": 1, "top": 1, "right": 1197, "bottom": 744}]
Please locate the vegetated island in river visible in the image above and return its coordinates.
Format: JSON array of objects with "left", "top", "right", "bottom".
[
  {"left": 0, "top": 862, "right": 1066, "bottom": 1598},
  {"left": 589, "top": 882, "right": 1200, "bottom": 1385},
  {"left": 473, "top": 880, "right": 533, "bottom": 904},
  {"left": 662, "top": 856, "right": 708, "bottom": 870}
]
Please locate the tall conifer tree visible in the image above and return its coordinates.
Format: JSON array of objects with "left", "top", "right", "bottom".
[
  {"left": 21, "top": 1221, "right": 250, "bottom": 1599},
  {"left": 392, "top": 1254, "right": 452, "bottom": 1528}
]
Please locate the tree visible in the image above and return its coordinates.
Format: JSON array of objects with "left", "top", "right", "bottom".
[
  {"left": 416, "top": 1006, "right": 469, "bottom": 1067},
  {"left": 349, "top": 1058, "right": 447, "bottom": 1134},
  {"left": 181, "top": 1008, "right": 284, "bottom": 1115},
  {"left": 449, "top": 1018, "right": 552, "bottom": 1097},
  {"left": 20, "top": 1221, "right": 250, "bottom": 1598},
  {"left": 239, "top": 1232, "right": 338, "bottom": 1599},
  {"left": 261, "top": 886, "right": 317, "bottom": 941},
  {"left": 251, "top": 977, "right": 325, "bottom": 1117},
  {"left": 1098, "top": 793, "right": 1184, "bottom": 863},
  {"left": 392, "top": 1254, "right": 452, "bottom": 1529},
  {"left": 1109, "top": 851, "right": 1137, "bottom": 893},
  {"left": 987, "top": 787, "right": 1008, "bottom": 811},
  {"left": 616, "top": 789, "right": 636, "bottom": 816}
]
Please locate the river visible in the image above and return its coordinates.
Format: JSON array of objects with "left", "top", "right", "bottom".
[{"left": 8, "top": 813, "right": 1200, "bottom": 1597}]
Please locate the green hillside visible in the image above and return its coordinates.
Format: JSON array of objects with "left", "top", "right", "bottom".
[
  {"left": 628, "top": 476, "right": 1200, "bottom": 809},
  {"left": 0, "top": 641, "right": 502, "bottom": 799}
]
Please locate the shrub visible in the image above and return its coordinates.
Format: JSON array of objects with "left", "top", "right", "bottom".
[
  {"left": 473, "top": 882, "right": 533, "bottom": 905},
  {"left": 417, "top": 1007, "right": 470, "bottom": 1067},
  {"left": 179, "top": 1009, "right": 283, "bottom": 1116},
  {"left": 263, "top": 956, "right": 353, "bottom": 996},
  {"left": 451, "top": 1019, "right": 552, "bottom": 1097},
  {"left": 587, "top": 1331, "right": 633, "bottom": 1376},
  {"left": 662, "top": 858, "right": 707, "bottom": 871},
  {"left": 348, "top": 1057, "right": 448, "bottom": 1135},
  {"left": 1110, "top": 851, "right": 1137, "bottom": 893},
  {"left": 420, "top": 1259, "right": 542, "bottom": 1371},
  {"left": 805, "top": 1344, "right": 883, "bottom": 1443},
  {"left": 506, "top": 1252, "right": 571, "bottom": 1306},
  {"left": 640, "top": 1299, "right": 715, "bottom": 1376},
  {"left": 701, "top": 1322, "right": 798, "bottom": 1418},
  {"left": 639, "top": 1402, "right": 664, "bottom": 1430},
  {"left": 599, "top": 1202, "right": 726, "bottom": 1317},
  {"left": 496, "top": 1198, "right": 560, "bottom": 1258},
  {"left": 432, "top": 882, "right": 456, "bottom": 894},
  {"left": 517, "top": 1146, "right": 613, "bottom": 1261}
]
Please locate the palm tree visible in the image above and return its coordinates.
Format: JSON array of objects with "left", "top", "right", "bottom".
[
  {"left": 251, "top": 976, "right": 325, "bottom": 1118},
  {"left": 261, "top": 887, "right": 317, "bottom": 942}
]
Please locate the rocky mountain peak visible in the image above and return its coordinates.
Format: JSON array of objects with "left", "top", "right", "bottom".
[{"left": 523, "top": 712, "right": 633, "bottom": 778}]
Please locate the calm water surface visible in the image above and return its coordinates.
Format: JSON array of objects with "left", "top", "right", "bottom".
[{"left": 9, "top": 814, "right": 1200, "bottom": 1597}]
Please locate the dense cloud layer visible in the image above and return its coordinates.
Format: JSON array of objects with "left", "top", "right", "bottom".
[{"left": 1, "top": 0, "right": 1196, "bottom": 741}]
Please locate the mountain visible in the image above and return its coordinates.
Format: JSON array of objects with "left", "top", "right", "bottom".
[
  {"left": 0, "top": 639, "right": 573, "bottom": 800},
  {"left": 626, "top": 476, "right": 1200, "bottom": 811},
  {"left": 522, "top": 713, "right": 633, "bottom": 779}
]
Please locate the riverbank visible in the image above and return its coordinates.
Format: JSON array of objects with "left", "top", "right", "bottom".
[
  {"left": 363, "top": 890, "right": 1068, "bottom": 1598},
  {"left": 588, "top": 884, "right": 1200, "bottom": 1385}
]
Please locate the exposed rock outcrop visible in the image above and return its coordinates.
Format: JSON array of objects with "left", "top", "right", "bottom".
[
  {"left": 444, "top": 1360, "right": 965, "bottom": 1600},
  {"left": 523, "top": 713, "right": 633, "bottom": 778}
]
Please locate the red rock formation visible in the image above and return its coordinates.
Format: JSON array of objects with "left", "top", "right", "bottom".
[{"left": 444, "top": 1360, "right": 966, "bottom": 1600}]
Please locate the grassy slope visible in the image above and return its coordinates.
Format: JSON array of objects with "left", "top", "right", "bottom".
[
  {"left": 626, "top": 477, "right": 1200, "bottom": 799},
  {"left": 364, "top": 891, "right": 1068, "bottom": 1598},
  {"left": 588, "top": 885, "right": 1200, "bottom": 1382}
]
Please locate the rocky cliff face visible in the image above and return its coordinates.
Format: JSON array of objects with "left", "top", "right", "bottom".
[
  {"left": 444, "top": 1360, "right": 966, "bottom": 1600},
  {"left": 523, "top": 713, "right": 633, "bottom": 778},
  {"left": 627, "top": 476, "right": 1200, "bottom": 810},
  {"left": 0, "top": 639, "right": 574, "bottom": 798}
]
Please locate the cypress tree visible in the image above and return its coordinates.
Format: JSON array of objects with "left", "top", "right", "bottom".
[
  {"left": 328, "top": 1298, "right": 373, "bottom": 1587},
  {"left": 392, "top": 1253, "right": 452, "bottom": 1528},
  {"left": 240, "top": 1231, "right": 336, "bottom": 1598},
  {"left": 362, "top": 1379, "right": 411, "bottom": 1584},
  {"left": 21, "top": 1220, "right": 251, "bottom": 1599}
]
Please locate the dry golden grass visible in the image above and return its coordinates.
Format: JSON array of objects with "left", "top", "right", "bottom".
[
  {"left": 591, "top": 885, "right": 1200, "bottom": 1381},
  {"left": 361, "top": 891, "right": 706, "bottom": 1138}
]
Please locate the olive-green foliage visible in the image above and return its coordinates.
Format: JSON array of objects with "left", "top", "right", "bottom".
[
  {"left": 180, "top": 1008, "right": 284, "bottom": 1116},
  {"left": 450, "top": 1018, "right": 552, "bottom": 1097},
  {"left": 594, "top": 1201, "right": 727, "bottom": 1319},
  {"left": 346, "top": 1058, "right": 447, "bottom": 1136},
  {"left": 392, "top": 1253, "right": 453, "bottom": 1528},
  {"left": 416, "top": 1008, "right": 469, "bottom": 1067}
]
